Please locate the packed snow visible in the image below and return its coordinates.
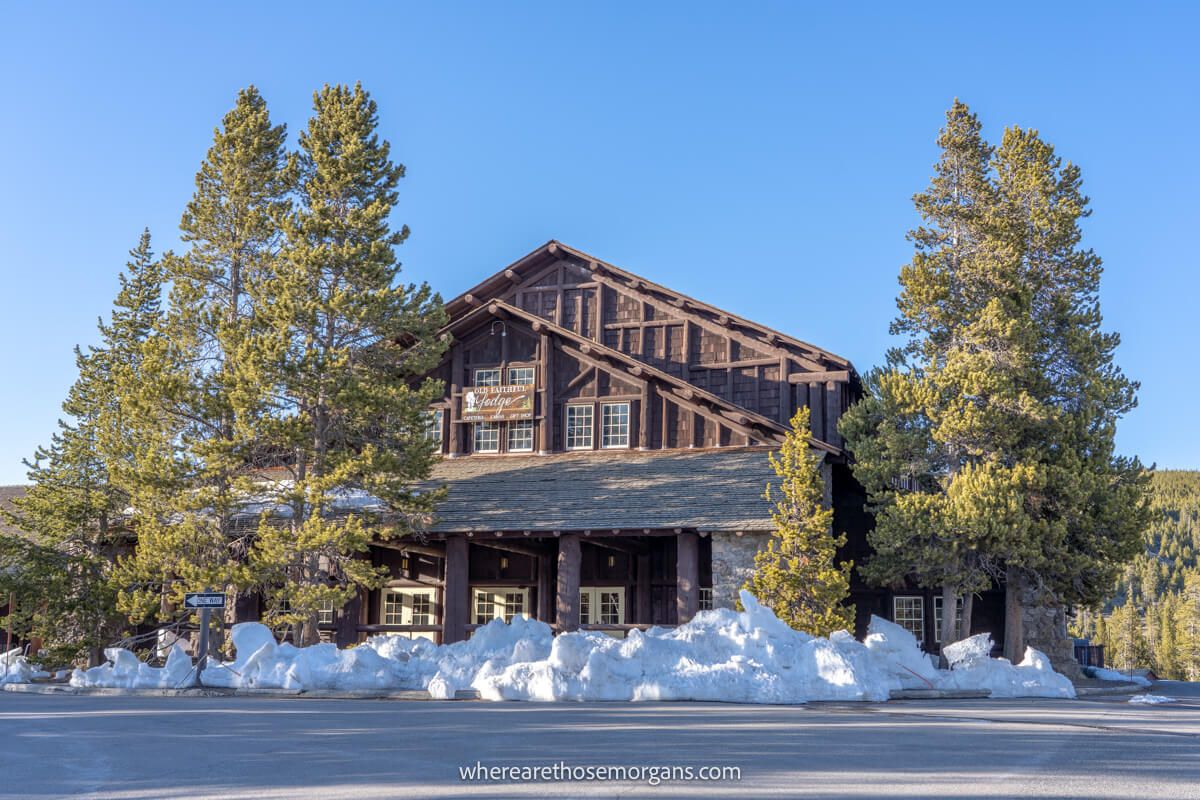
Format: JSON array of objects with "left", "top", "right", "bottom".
[
  {"left": 1087, "top": 666, "right": 1153, "bottom": 686},
  {"left": 1129, "top": 694, "right": 1175, "bottom": 705},
  {"left": 1, "top": 647, "right": 49, "bottom": 685},
  {"left": 67, "top": 591, "right": 1076, "bottom": 702}
]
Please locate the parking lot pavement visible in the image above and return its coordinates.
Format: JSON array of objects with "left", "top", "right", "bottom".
[{"left": 1, "top": 692, "right": 1198, "bottom": 799}]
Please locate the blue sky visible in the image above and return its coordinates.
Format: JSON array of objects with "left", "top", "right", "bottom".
[{"left": 0, "top": 2, "right": 1196, "bottom": 483}]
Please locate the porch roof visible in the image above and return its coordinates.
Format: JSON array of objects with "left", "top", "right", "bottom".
[{"left": 424, "top": 447, "right": 778, "bottom": 533}]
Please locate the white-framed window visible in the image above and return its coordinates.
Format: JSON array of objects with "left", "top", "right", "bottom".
[
  {"left": 507, "top": 419, "right": 534, "bottom": 452},
  {"left": 507, "top": 366, "right": 535, "bottom": 386},
  {"left": 601, "top": 402, "right": 631, "bottom": 448},
  {"left": 473, "top": 421, "right": 501, "bottom": 453},
  {"left": 380, "top": 588, "right": 437, "bottom": 641},
  {"left": 317, "top": 599, "right": 336, "bottom": 625},
  {"left": 473, "top": 368, "right": 501, "bottom": 387},
  {"left": 580, "top": 587, "right": 625, "bottom": 626},
  {"left": 893, "top": 596, "right": 926, "bottom": 645},
  {"left": 566, "top": 404, "right": 594, "bottom": 449},
  {"left": 426, "top": 408, "right": 444, "bottom": 449},
  {"left": 933, "top": 596, "right": 965, "bottom": 643},
  {"left": 473, "top": 588, "right": 529, "bottom": 625},
  {"left": 698, "top": 588, "right": 713, "bottom": 612}
]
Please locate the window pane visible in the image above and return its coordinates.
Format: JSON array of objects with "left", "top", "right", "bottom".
[
  {"left": 698, "top": 588, "right": 713, "bottom": 612},
  {"left": 426, "top": 409, "right": 443, "bottom": 448},
  {"left": 318, "top": 599, "right": 335, "bottom": 625},
  {"left": 893, "top": 596, "right": 925, "bottom": 644},
  {"left": 601, "top": 402, "right": 630, "bottom": 448},
  {"left": 474, "top": 422, "right": 500, "bottom": 453},
  {"left": 579, "top": 590, "right": 591, "bottom": 624},
  {"left": 507, "top": 366, "right": 535, "bottom": 386},
  {"left": 503, "top": 592, "right": 525, "bottom": 622},
  {"left": 474, "top": 368, "right": 501, "bottom": 387},
  {"left": 599, "top": 592, "right": 621, "bottom": 624},
  {"left": 383, "top": 592, "right": 403, "bottom": 626},
  {"left": 508, "top": 419, "right": 534, "bottom": 452},
  {"left": 411, "top": 594, "right": 431, "bottom": 626},
  {"left": 474, "top": 592, "right": 495, "bottom": 625},
  {"left": 566, "top": 405, "right": 593, "bottom": 449},
  {"left": 933, "top": 596, "right": 965, "bottom": 643}
]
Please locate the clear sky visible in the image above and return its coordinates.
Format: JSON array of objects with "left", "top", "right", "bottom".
[{"left": 0, "top": 2, "right": 1196, "bottom": 484}]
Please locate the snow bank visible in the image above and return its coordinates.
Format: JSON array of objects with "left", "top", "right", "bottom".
[
  {"left": 68, "top": 591, "right": 1075, "bottom": 702},
  {"left": 71, "top": 644, "right": 194, "bottom": 689},
  {"left": 1129, "top": 694, "right": 1175, "bottom": 704},
  {"left": 1088, "top": 666, "right": 1152, "bottom": 686},
  {"left": 1, "top": 647, "right": 49, "bottom": 685}
]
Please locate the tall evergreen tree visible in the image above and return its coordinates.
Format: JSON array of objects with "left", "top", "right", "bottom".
[
  {"left": 246, "top": 83, "right": 447, "bottom": 645},
  {"left": 745, "top": 408, "right": 854, "bottom": 636},
  {"left": 988, "top": 125, "right": 1150, "bottom": 660},
  {"left": 113, "top": 87, "right": 295, "bottom": 625},
  {"left": 1, "top": 231, "right": 163, "bottom": 665}
]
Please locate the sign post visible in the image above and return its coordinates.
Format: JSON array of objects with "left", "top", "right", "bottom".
[{"left": 184, "top": 591, "right": 226, "bottom": 686}]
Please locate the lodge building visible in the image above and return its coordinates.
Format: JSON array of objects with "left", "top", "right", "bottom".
[{"left": 260, "top": 242, "right": 1005, "bottom": 650}]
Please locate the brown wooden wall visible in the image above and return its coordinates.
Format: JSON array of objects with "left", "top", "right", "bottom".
[{"left": 432, "top": 255, "right": 855, "bottom": 455}]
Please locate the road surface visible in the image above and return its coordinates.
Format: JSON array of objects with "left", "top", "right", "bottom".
[{"left": 2, "top": 690, "right": 1198, "bottom": 798}]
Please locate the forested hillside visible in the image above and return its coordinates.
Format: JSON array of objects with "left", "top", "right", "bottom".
[{"left": 1073, "top": 471, "right": 1200, "bottom": 678}]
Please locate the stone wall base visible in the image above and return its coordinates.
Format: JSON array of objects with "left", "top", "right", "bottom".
[{"left": 710, "top": 532, "right": 767, "bottom": 610}]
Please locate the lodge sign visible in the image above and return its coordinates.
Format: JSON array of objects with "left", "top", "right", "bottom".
[{"left": 461, "top": 384, "right": 535, "bottom": 422}]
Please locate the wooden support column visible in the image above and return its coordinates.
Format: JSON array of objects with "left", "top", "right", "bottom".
[
  {"left": 537, "top": 554, "right": 553, "bottom": 623},
  {"left": 448, "top": 346, "right": 463, "bottom": 456},
  {"left": 443, "top": 535, "right": 470, "bottom": 643},
  {"left": 676, "top": 531, "right": 699, "bottom": 624},
  {"left": 636, "top": 553, "right": 652, "bottom": 624},
  {"left": 825, "top": 380, "right": 841, "bottom": 447},
  {"left": 334, "top": 588, "right": 364, "bottom": 648},
  {"left": 808, "top": 382, "right": 824, "bottom": 442},
  {"left": 556, "top": 534, "right": 582, "bottom": 632},
  {"left": 778, "top": 356, "right": 791, "bottom": 423},
  {"left": 539, "top": 333, "right": 554, "bottom": 454},
  {"left": 639, "top": 383, "right": 651, "bottom": 450}
]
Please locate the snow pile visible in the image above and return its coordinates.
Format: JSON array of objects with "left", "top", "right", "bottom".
[
  {"left": 1087, "top": 666, "right": 1152, "bottom": 686},
  {"left": 71, "top": 645, "right": 194, "bottom": 689},
  {"left": 69, "top": 591, "right": 1076, "bottom": 702},
  {"left": 1129, "top": 693, "right": 1175, "bottom": 705},
  {"left": 1, "top": 647, "right": 49, "bottom": 685},
  {"left": 937, "top": 633, "right": 1075, "bottom": 698}
]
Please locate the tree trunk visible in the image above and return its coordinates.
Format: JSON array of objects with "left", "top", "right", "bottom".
[
  {"left": 959, "top": 592, "right": 974, "bottom": 641},
  {"left": 1003, "top": 567, "right": 1025, "bottom": 663},
  {"left": 938, "top": 584, "right": 958, "bottom": 667}
]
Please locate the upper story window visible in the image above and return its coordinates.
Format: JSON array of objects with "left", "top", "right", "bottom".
[
  {"left": 601, "top": 402, "right": 631, "bottom": 448},
  {"left": 507, "top": 419, "right": 534, "bottom": 452},
  {"left": 474, "top": 421, "right": 501, "bottom": 453},
  {"left": 566, "top": 404, "right": 594, "bottom": 449},
  {"left": 507, "top": 366, "right": 535, "bottom": 386},
  {"left": 474, "top": 368, "right": 501, "bottom": 387}
]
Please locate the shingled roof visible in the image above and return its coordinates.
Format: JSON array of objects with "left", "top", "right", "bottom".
[{"left": 424, "top": 448, "right": 778, "bottom": 533}]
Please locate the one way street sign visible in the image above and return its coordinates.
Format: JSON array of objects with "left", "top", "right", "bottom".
[{"left": 184, "top": 592, "right": 226, "bottom": 609}]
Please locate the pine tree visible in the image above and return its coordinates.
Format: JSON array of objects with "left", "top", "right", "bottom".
[
  {"left": 113, "top": 87, "right": 294, "bottom": 626},
  {"left": 745, "top": 407, "right": 854, "bottom": 636},
  {"left": 989, "top": 125, "right": 1151, "bottom": 659},
  {"left": 1, "top": 231, "right": 163, "bottom": 665},
  {"left": 246, "top": 83, "right": 447, "bottom": 645},
  {"left": 840, "top": 101, "right": 1035, "bottom": 648}
]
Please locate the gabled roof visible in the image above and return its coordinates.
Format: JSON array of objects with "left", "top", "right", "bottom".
[
  {"left": 444, "top": 300, "right": 843, "bottom": 455},
  {"left": 424, "top": 447, "right": 777, "bottom": 533},
  {"left": 445, "top": 240, "right": 853, "bottom": 373}
]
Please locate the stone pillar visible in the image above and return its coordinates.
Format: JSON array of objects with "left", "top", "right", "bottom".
[
  {"left": 556, "top": 534, "right": 581, "bottom": 631},
  {"left": 676, "top": 531, "right": 699, "bottom": 624},
  {"left": 710, "top": 532, "right": 765, "bottom": 610},
  {"left": 443, "top": 536, "right": 470, "bottom": 643},
  {"left": 1019, "top": 588, "right": 1083, "bottom": 681}
]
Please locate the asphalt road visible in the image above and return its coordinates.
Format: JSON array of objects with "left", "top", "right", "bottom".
[{"left": 2, "top": 691, "right": 1198, "bottom": 799}]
